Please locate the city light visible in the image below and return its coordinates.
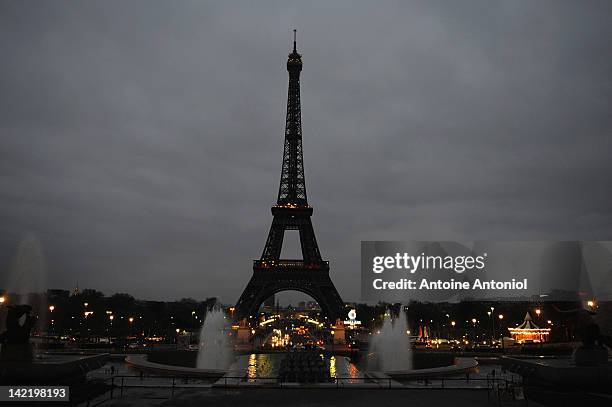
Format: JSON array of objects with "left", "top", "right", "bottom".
[
  {"left": 498, "top": 314, "right": 504, "bottom": 320},
  {"left": 109, "top": 315, "right": 114, "bottom": 321},
  {"left": 0, "top": 296, "right": 5, "bottom": 304},
  {"left": 129, "top": 317, "right": 134, "bottom": 323},
  {"left": 451, "top": 321, "right": 456, "bottom": 326},
  {"left": 535, "top": 308, "right": 541, "bottom": 316},
  {"left": 48, "top": 305, "right": 55, "bottom": 312}
]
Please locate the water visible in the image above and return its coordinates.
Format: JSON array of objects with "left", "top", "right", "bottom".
[
  {"left": 233, "top": 353, "right": 362, "bottom": 382},
  {"left": 369, "top": 307, "right": 413, "bottom": 371},
  {"left": 0, "top": 235, "right": 48, "bottom": 335},
  {"left": 196, "top": 308, "right": 233, "bottom": 370}
]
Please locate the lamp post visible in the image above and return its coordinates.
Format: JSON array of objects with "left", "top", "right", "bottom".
[
  {"left": 109, "top": 314, "right": 114, "bottom": 343},
  {"left": 498, "top": 314, "right": 504, "bottom": 353},
  {"left": 489, "top": 307, "right": 495, "bottom": 343},
  {"left": 48, "top": 305, "right": 55, "bottom": 346}
]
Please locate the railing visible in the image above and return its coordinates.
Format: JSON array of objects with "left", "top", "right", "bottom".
[{"left": 82, "top": 373, "right": 525, "bottom": 406}]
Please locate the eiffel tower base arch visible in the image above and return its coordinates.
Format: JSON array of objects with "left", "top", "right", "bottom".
[{"left": 235, "top": 268, "right": 344, "bottom": 323}]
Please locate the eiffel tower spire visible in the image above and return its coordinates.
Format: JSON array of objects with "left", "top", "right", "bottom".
[{"left": 278, "top": 29, "right": 307, "bottom": 206}]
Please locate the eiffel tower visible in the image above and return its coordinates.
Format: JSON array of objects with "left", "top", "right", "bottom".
[{"left": 235, "top": 31, "right": 344, "bottom": 322}]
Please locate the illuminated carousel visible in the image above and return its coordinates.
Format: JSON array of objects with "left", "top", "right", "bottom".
[{"left": 508, "top": 312, "right": 551, "bottom": 343}]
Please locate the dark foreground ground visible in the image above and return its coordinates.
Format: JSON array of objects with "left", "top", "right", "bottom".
[{"left": 85, "top": 388, "right": 541, "bottom": 407}]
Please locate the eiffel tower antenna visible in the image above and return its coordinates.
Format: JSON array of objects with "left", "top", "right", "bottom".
[{"left": 235, "top": 34, "right": 344, "bottom": 322}]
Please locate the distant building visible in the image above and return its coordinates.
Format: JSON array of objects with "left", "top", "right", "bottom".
[{"left": 47, "top": 289, "right": 70, "bottom": 300}]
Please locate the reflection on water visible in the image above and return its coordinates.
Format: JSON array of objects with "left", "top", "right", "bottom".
[
  {"left": 238, "top": 353, "right": 362, "bottom": 382},
  {"left": 329, "top": 356, "right": 336, "bottom": 378},
  {"left": 245, "top": 354, "right": 278, "bottom": 382},
  {"left": 247, "top": 354, "right": 256, "bottom": 381}
]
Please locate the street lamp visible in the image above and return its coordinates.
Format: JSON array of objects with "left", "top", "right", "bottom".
[
  {"left": 498, "top": 314, "right": 505, "bottom": 352},
  {"left": 0, "top": 296, "right": 6, "bottom": 304}
]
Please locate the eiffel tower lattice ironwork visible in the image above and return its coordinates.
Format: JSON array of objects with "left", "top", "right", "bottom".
[{"left": 235, "top": 32, "right": 344, "bottom": 322}]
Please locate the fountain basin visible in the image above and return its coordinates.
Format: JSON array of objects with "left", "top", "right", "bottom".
[
  {"left": 0, "top": 353, "right": 109, "bottom": 384},
  {"left": 125, "top": 354, "right": 226, "bottom": 378},
  {"left": 384, "top": 357, "right": 478, "bottom": 379},
  {"left": 501, "top": 355, "right": 612, "bottom": 387}
]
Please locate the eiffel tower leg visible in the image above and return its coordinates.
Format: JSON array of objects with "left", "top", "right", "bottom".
[{"left": 235, "top": 269, "right": 344, "bottom": 323}]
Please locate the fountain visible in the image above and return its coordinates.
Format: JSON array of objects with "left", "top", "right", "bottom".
[
  {"left": 196, "top": 308, "right": 232, "bottom": 370},
  {"left": 0, "top": 235, "right": 108, "bottom": 384},
  {"left": 369, "top": 307, "right": 413, "bottom": 371},
  {"left": 367, "top": 306, "right": 478, "bottom": 380},
  {"left": 0, "top": 236, "right": 48, "bottom": 336},
  {"left": 126, "top": 307, "right": 232, "bottom": 378}
]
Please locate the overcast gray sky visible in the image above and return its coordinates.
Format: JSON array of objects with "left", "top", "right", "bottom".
[{"left": 1, "top": 1, "right": 611, "bottom": 303}]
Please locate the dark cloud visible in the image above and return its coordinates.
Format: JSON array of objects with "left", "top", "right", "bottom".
[{"left": 1, "top": 1, "right": 611, "bottom": 302}]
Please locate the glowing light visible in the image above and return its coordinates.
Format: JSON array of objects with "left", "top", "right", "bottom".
[
  {"left": 498, "top": 314, "right": 504, "bottom": 320},
  {"left": 48, "top": 305, "right": 55, "bottom": 312},
  {"left": 535, "top": 308, "right": 541, "bottom": 316},
  {"left": 329, "top": 356, "right": 337, "bottom": 378},
  {"left": 109, "top": 315, "right": 114, "bottom": 321},
  {"left": 0, "top": 296, "right": 4, "bottom": 304},
  {"left": 451, "top": 321, "right": 456, "bottom": 326},
  {"left": 247, "top": 354, "right": 257, "bottom": 381},
  {"left": 129, "top": 317, "right": 134, "bottom": 323}
]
